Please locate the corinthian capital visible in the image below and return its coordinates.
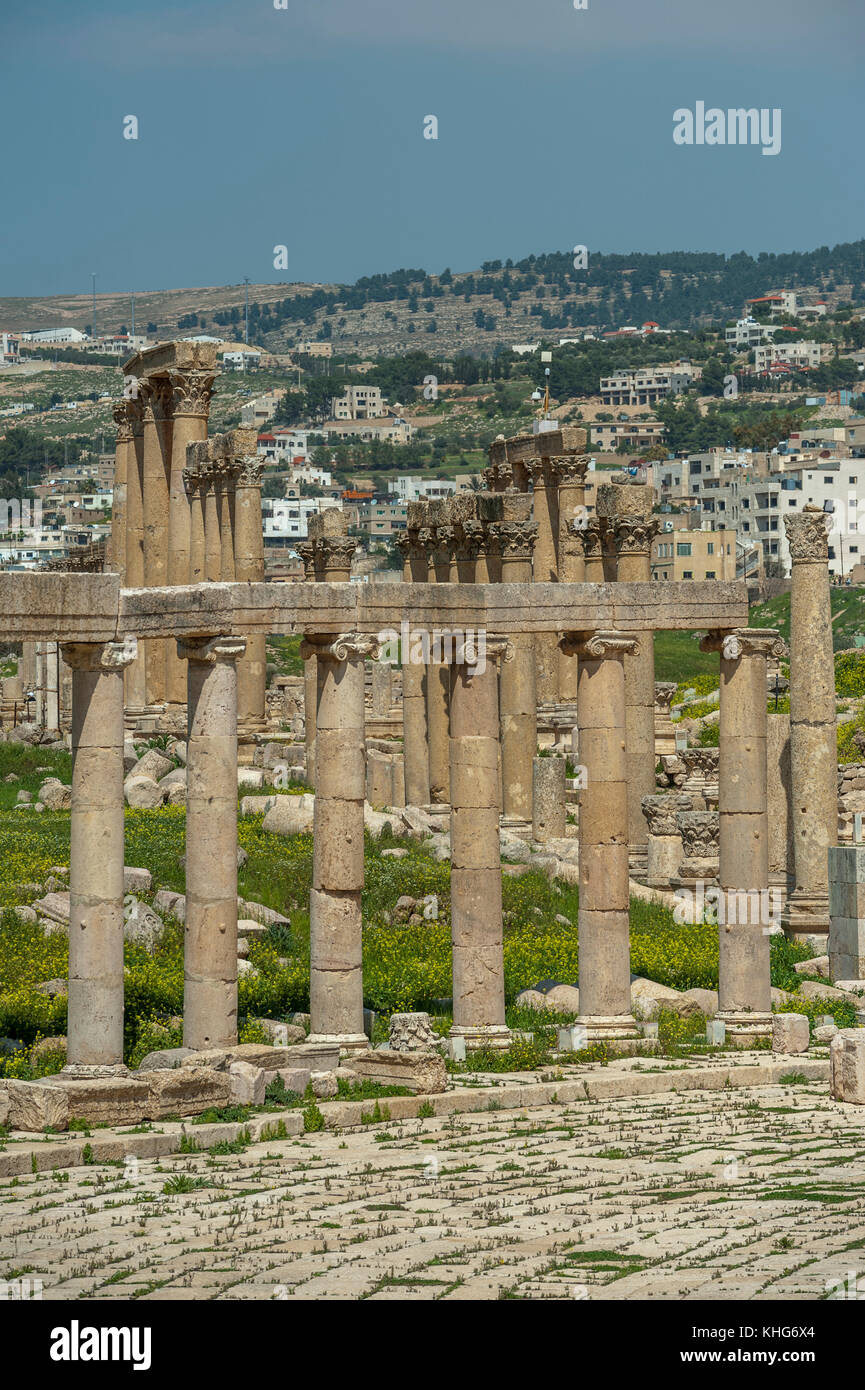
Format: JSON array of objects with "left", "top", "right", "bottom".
[
  {"left": 614, "top": 516, "right": 660, "bottom": 556},
  {"left": 784, "top": 506, "right": 830, "bottom": 563},
  {"left": 168, "top": 367, "right": 216, "bottom": 419},
  {"left": 236, "top": 455, "right": 265, "bottom": 489}
]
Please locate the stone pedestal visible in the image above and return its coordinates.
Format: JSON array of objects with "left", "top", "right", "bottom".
[
  {"left": 654, "top": 682, "right": 678, "bottom": 756},
  {"left": 642, "top": 794, "right": 691, "bottom": 889},
  {"left": 303, "top": 632, "right": 375, "bottom": 1054},
  {"left": 180, "top": 635, "right": 246, "bottom": 1050},
  {"left": 783, "top": 507, "right": 836, "bottom": 939},
  {"left": 566, "top": 630, "right": 639, "bottom": 1041},
  {"left": 449, "top": 642, "right": 511, "bottom": 1051},
  {"left": 62, "top": 639, "right": 137, "bottom": 1073}
]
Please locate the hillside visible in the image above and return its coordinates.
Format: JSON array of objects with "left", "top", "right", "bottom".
[{"left": 2, "top": 240, "right": 864, "bottom": 360}]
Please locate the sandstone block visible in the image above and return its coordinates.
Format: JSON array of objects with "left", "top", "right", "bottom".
[
  {"left": 136, "top": 1048, "right": 196, "bottom": 1072},
  {"left": 123, "top": 867, "right": 152, "bottom": 894},
  {"left": 310, "top": 1071, "right": 338, "bottom": 1098},
  {"left": 3, "top": 1079, "right": 70, "bottom": 1132},
  {"left": 123, "top": 899, "right": 164, "bottom": 951},
  {"left": 124, "top": 775, "right": 164, "bottom": 809},
  {"left": 830, "top": 1030, "right": 865, "bottom": 1104},
  {"left": 135, "top": 748, "right": 174, "bottom": 782},
  {"left": 772, "top": 1013, "right": 810, "bottom": 1054},
  {"left": 39, "top": 779, "right": 71, "bottom": 811},
  {"left": 344, "top": 1049, "right": 447, "bottom": 1094},
  {"left": 229, "top": 1060, "right": 267, "bottom": 1105},
  {"left": 146, "top": 1066, "right": 231, "bottom": 1118}
]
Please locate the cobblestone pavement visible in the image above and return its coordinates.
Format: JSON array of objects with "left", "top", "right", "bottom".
[{"left": 3, "top": 1078, "right": 865, "bottom": 1301}]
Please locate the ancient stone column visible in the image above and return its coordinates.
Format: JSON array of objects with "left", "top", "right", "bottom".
[
  {"left": 426, "top": 520, "right": 453, "bottom": 805},
  {"left": 782, "top": 507, "right": 837, "bottom": 940},
  {"left": 234, "top": 451, "right": 267, "bottom": 731},
  {"left": 62, "top": 638, "right": 137, "bottom": 1073},
  {"left": 767, "top": 712, "right": 793, "bottom": 889},
  {"left": 396, "top": 528, "right": 431, "bottom": 808},
  {"left": 654, "top": 682, "right": 678, "bottom": 756},
  {"left": 529, "top": 458, "right": 560, "bottom": 704},
  {"left": 180, "top": 634, "right": 246, "bottom": 1050},
  {"left": 557, "top": 455, "right": 590, "bottom": 704},
  {"left": 110, "top": 402, "right": 130, "bottom": 581},
  {"left": 642, "top": 794, "right": 692, "bottom": 889},
  {"left": 564, "top": 630, "right": 639, "bottom": 1040},
  {"left": 499, "top": 504, "right": 538, "bottom": 827},
  {"left": 43, "top": 640, "right": 60, "bottom": 730},
  {"left": 204, "top": 463, "right": 222, "bottom": 583},
  {"left": 533, "top": 755, "right": 567, "bottom": 842},
  {"left": 184, "top": 455, "right": 206, "bottom": 586},
  {"left": 141, "top": 378, "right": 172, "bottom": 706},
  {"left": 449, "top": 639, "right": 511, "bottom": 1050},
  {"left": 218, "top": 460, "right": 238, "bottom": 583},
  {"left": 370, "top": 660, "right": 392, "bottom": 718},
  {"left": 582, "top": 517, "right": 605, "bottom": 583},
  {"left": 124, "top": 398, "right": 148, "bottom": 711},
  {"left": 702, "top": 629, "right": 784, "bottom": 1040},
  {"left": 297, "top": 540, "right": 318, "bottom": 787},
  {"left": 165, "top": 366, "right": 215, "bottom": 706},
  {"left": 613, "top": 513, "right": 660, "bottom": 880},
  {"left": 302, "top": 632, "right": 376, "bottom": 1053}
]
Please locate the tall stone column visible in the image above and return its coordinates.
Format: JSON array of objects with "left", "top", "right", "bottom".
[
  {"left": 557, "top": 455, "right": 589, "bottom": 704},
  {"left": 124, "top": 399, "right": 147, "bottom": 712},
  {"left": 529, "top": 458, "right": 560, "bottom": 704},
  {"left": 782, "top": 507, "right": 836, "bottom": 940},
  {"left": 204, "top": 464, "right": 222, "bottom": 582},
  {"left": 62, "top": 638, "right": 137, "bottom": 1074},
  {"left": 702, "top": 628, "right": 784, "bottom": 1040},
  {"left": 302, "top": 632, "right": 376, "bottom": 1053},
  {"left": 165, "top": 367, "right": 214, "bottom": 706},
  {"left": 184, "top": 457, "right": 206, "bottom": 586},
  {"left": 234, "top": 451, "right": 267, "bottom": 731},
  {"left": 141, "top": 379, "right": 172, "bottom": 707},
  {"left": 297, "top": 541, "right": 318, "bottom": 787},
  {"left": 499, "top": 505, "right": 537, "bottom": 826},
  {"left": 218, "top": 461, "right": 238, "bottom": 582},
  {"left": 565, "top": 630, "right": 639, "bottom": 1040},
  {"left": 582, "top": 517, "right": 605, "bottom": 583},
  {"left": 396, "top": 531, "right": 430, "bottom": 807},
  {"left": 614, "top": 514, "right": 660, "bottom": 880},
  {"left": 426, "top": 522, "right": 453, "bottom": 805},
  {"left": 180, "top": 635, "right": 246, "bottom": 1050},
  {"left": 449, "top": 639, "right": 511, "bottom": 1050},
  {"left": 767, "top": 713, "right": 793, "bottom": 889},
  {"left": 43, "top": 640, "right": 60, "bottom": 730},
  {"left": 109, "top": 402, "right": 130, "bottom": 581}
]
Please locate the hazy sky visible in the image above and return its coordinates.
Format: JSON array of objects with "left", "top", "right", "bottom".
[{"left": 1, "top": 0, "right": 862, "bottom": 296}]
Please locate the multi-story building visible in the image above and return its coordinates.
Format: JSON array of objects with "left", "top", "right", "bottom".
[
  {"left": 331, "top": 385, "right": 385, "bottom": 420},
  {"left": 262, "top": 497, "right": 344, "bottom": 546},
  {"left": 21, "top": 327, "right": 88, "bottom": 344},
  {"left": 651, "top": 526, "right": 738, "bottom": 581},
  {"left": 590, "top": 419, "right": 665, "bottom": 453},
  {"left": 241, "top": 390, "right": 286, "bottom": 429},
  {"left": 257, "top": 429, "right": 310, "bottom": 463},
  {"left": 355, "top": 500, "right": 408, "bottom": 538},
  {"left": 745, "top": 292, "right": 827, "bottom": 320},
  {"left": 320, "top": 418, "right": 413, "bottom": 445},
  {"left": 599, "top": 363, "right": 696, "bottom": 407},
  {"left": 725, "top": 316, "right": 775, "bottom": 349},
  {"left": 388, "top": 476, "right": 456, "bottom": 503},
  {"left": 0, "top": 331, "right": 20, "bottom": 364},
  {"left": 754, "top": 341, "right": 827, "bottom": 373}
]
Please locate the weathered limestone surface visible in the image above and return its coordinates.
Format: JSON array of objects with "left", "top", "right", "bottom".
[
  {"left": 344, "top": 1049, "right": 447, "bottom": 1093},
  {"left": 830, "top": 1030, "right": 865, "bottom": 1104}
]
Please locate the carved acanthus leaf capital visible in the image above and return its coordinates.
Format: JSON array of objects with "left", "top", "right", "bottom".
[
  {"left": 784, "top": 506, "right": 830, "bottom": 562},
  {"left": 168, "top": 367, "right": 217, "bottom": 419},
  {"left": 236, "top": 455, "right": 265, "bottom": 488}
]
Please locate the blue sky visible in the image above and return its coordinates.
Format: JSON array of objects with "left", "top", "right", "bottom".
[{"left": 1, "top": 0, "right": 862, "bottom": 295}]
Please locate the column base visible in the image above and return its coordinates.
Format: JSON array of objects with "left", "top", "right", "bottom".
[
  {"left": 781, "top": 891, "right": 830, "bottom": 940},
  {"left": 628, "top": 847, "right": 649, "bottom": 881},
  {"left": 448, "top": 1024, "right": 511, "bottom": 1052},
  {"left": 60, "top": 1063, "right": 130, "bottom": 1079},
  {"left": 307, "top": 1032, "right": 370, "bottom": 1057},
  {"left": 576, "top": 1014, "right": 640, "bottom": 1042},
  {"left": 716, "top": 1010, "right": 773, "bottom": 1044},
  {"left": 501, "top": 817, "right": 532, "bottom": 840}
]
